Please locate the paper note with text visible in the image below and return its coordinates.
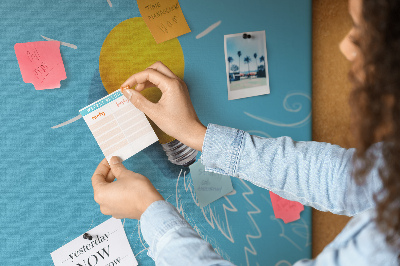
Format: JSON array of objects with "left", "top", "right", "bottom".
[
  {"left": 137, "top": 0, "right": 191, "bottom": 43},
  {"left": 190, "top": 160, "right": 234, "bottom": 208},
  {"left": 14, "top": 41, "right": 67, "bottom": 90},
  {"left": 51, "top": 218, "right": 137, "bottom": 266},
  {"left": 79, "top": 90, "right": 158, "bottom": 162},
  {"left": 270, "top": 191, "right": 304, "bottom": 223}
]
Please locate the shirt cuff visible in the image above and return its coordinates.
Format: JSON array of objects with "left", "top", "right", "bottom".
[
  {"left": 140, "top": 200, "right": 192, "bottom": 260},
  {"left": 200, "top": 123, "right": 245, "bottom": 176}
]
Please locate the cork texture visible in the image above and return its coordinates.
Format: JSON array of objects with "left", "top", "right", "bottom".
[{"left": 312, "top": 0, "right": 353, "bottom": 257}]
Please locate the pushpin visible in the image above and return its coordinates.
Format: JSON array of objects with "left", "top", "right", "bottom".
[
  {"left": 83, "top": 233, "right": 93, "bottom": 240},
  {"left": 242, "top": 33, "right": 252, "bottom": 39}
]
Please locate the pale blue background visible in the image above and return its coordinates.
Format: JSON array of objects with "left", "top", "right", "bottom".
[{"left": 0, "top": 0, "right": 312, "bottom": 265}]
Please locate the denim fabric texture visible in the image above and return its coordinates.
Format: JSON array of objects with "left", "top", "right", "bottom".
[{"left": 140, "top": 124, "right": 399, "bottom": 265}]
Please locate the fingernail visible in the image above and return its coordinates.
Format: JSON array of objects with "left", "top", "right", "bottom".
[
  {"left": 120, "top": 85, "right": 130, "bottom": 92},
  {"left": 124, "top": 89, "right": 133, "bottom": 100},
  {"left": 110, "top": 156, "right": 122, "bottom": 165}
]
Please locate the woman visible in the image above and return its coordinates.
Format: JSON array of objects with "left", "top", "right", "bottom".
[{"left": 91, "top": 0, "right": 400, "bottom": 264}]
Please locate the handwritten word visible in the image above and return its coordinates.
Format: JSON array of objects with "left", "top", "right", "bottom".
[
  {"left": 68, "top": 233, "right": 109, "bottom": 260},
  {"left": 147, "top": 3, "right": 180, "bottom": 20},
  {"left": 159, "top": 16, "right": 178, "bottom": 34},
  {"left": 76, "top": 245, "right": 110, "bottom": 266},
  {"left": 92, "top": 112, "right": 105, "bottom": 120},
  {"left": 116, "top": 98, "right": 129, "bottom": 108},
  {"left": 197, "top": 186, "right": 222, "bottom": 192},
  {"left": 145, "top": 2, "right": 160, "bottom": 10}
]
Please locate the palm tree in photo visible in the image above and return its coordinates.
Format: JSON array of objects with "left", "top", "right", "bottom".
[
  {"left": 237, "top": 51, "right": 242, "bottom": 78},
  {"left": 244, "top": 56, "right": 251, "bottom": 78},
  {"left": 259, "top": 55, "right": 266, "bottom": 77},
  {"left": 253, "top": 53, "right": 258, "bottom": 74},
  {"left": 260, "top": 55, "right": 265, "bottom": 70},
  {"left": 227, "top": 56, "right": 234, "bottom": 73},
  {"left": 227, "top": 56, "right": 234, "bottom": 83}
]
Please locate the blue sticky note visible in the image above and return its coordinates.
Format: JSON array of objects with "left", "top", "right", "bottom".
[{"left": 189, "top": 160, "right": 234, "bottom": 208}]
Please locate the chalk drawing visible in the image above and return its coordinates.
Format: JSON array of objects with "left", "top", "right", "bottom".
[
  {"left": 51, "top": 114, "right": 82, "bottom": 129},
  {"left": 196, "top": 21, "right": 221, "bottom": 39},
  {"left": 244, "top": 92, "right": 311, "bottom": 128},
  {"left": 239, "top": 179, "right": 262, "bottom": 266},
  {"left": 41, "top": 35, "right": 78, "bottom": 49},
  {"left": 275, "top": 260, "right": 292, "bottom": 266},
  {"left": 107, "top": 0, "right": 112, "bottom": 7}
]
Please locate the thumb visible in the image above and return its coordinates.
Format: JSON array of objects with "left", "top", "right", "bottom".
[
  {"left": 109, "top": 156, "right": 129, "bottom": 178},
  {"left": 122, "top": 88, "right": 155, "bottom": 116}
]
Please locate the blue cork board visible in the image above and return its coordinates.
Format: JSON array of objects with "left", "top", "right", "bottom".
[{"left": 0, "top": 0, "right": 312, "bottom": 265}]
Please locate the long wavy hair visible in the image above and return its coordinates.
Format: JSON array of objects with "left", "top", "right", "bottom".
[{"left": 350, "top": 0, "right": 400, "bottom": 251}]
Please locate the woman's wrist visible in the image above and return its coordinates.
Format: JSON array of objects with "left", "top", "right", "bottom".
[{"left": 182, "top": 122, "right": 207, "bottom": 152}]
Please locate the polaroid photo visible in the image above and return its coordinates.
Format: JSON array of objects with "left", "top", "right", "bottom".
[{"left": 224, "top": 30, "right": 270, "bottom": 100}]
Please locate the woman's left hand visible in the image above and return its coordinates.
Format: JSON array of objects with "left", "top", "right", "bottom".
[{"left": 91, "top": 157, "right": 164, "bottom": 220}]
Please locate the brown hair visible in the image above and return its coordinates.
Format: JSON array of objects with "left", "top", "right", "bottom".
[{"left": 350, "top": 0, "right": 400, "bottom": 250}]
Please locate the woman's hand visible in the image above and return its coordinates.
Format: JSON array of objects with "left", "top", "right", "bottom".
[
  {"left": 91, "top": 157, "right": 164, "bottom": 220},
  {"left": 120, "top": 61, "right": 207, "bottom": 151}
]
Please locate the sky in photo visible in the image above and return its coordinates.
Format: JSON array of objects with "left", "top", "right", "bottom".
[{"left": 226, "top": 31, "right": 267, "bottom": 73}]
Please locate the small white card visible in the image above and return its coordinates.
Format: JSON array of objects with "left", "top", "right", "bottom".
[
  {"left": 51, "top": 218, "right": 137, "bottom": 266},
  {"left": 79, "top": 89, "right": 158, "bottom": 162}
]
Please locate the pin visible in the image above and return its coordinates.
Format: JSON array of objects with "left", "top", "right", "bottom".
[
  {"left": 83, "top": 233, "right": 93, "bottom": 240},
  {"left": 243, "top": 33, "right": 251, "bottom": 39}
]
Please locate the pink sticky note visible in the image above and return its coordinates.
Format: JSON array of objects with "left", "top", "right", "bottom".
[
  {"left": 270, "top": 191, "right": 304, "bottom": 223},
  {"left": 14, "top": 41, "right": 67, "bottom": 90}
]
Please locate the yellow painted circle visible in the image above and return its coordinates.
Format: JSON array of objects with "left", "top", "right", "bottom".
[{"left": 99, "top": 17, "right": 185, "bottom": 143}]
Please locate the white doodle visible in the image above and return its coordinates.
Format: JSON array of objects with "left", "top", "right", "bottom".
[
  {"left": 51, "top": 114, "right": 82, "bottom": 129},
  {"left": 239, "top": 179, "right": 262, "bottom": 266},
  {"left": 40, "top": 35, "right": 78, "bottom": 49},
  {"left": 244, "top": 92, "right": 311, "bottom": 128},
  {"left": 107, "top": 0, "right": 112, "bottom": 7},
  {"left": 196, "top": 20, "right": 221, "bottom": 39},
  {"left": 275, "top": 260, "right": 292, "bottom": 266}
]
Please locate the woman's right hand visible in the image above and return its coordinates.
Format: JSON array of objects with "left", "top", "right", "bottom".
[{"left": 120, "top": 61, "right": 207, "bottom": 151}]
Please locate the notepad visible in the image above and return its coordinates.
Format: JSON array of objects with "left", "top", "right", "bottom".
[{"left": 79, "top": 90, "right": 158, "bottom": 162}]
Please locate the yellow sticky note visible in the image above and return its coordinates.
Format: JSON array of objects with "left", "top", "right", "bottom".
[{"left": 137, "top": 0, "right": 191, "bottom": 43}]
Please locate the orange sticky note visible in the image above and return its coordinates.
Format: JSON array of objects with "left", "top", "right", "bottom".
[
  {"left": 270, "top": 191, "right": 304, "bottom": 224},
  {"left": 14, "top": 41, "right": 67, "bottom": 90},
  {"left": 137, "top": 0, "right": 191, "bottom": 43}
]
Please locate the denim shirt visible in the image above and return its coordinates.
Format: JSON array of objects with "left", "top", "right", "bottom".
[{"left": 140, "top": 124, "right": 399, "bottom": 265}]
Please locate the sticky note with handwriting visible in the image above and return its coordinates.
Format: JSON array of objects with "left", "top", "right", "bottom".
[
  {"left": 51, "top": 218, "right": 137, "bottom": 266},
  {"left": 79, "top": 90, "right": 158, "bottom": 162},
  {"left": 269, "top": 191, "right": 304, "bottom": 223},
  {"left": 190, "top": 160, "right": 234, "bottom": 208},
  {"left": 14, "top": 41, "right": 67, "bottom": 90},
  {"left": 137, "top": 0, "right": 191, "bottom": 43}
]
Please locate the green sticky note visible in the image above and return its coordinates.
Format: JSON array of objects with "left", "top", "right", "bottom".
[{"left": 190, "top": 160, "right": 234, "bottom": 208}]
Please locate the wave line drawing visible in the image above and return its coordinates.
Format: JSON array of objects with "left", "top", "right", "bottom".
[
  {"left": 240, "top": 179, "right": 262, "bottom": 266},
  {"left": 41, "top": 35, "right": 78, "bottom": 49},
  {"left": 51, "top": 114, "right": 82, "bottom": 129},
  {"left": 244, "top": 92, "right": 311, "bottom": 128},
  {"left": 196, "top": 21, "right": 221, "bottom": 39}
]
